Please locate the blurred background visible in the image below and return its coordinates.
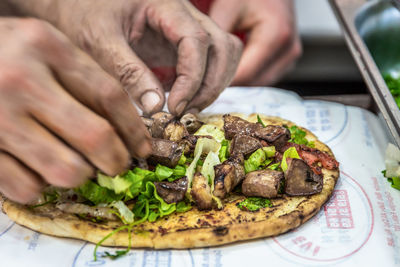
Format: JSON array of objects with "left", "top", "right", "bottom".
[{"left": 278, "top": 0, "right": 371, "bottom": 109}]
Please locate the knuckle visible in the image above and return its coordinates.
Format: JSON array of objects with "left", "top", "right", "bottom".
[
  {"left": 0, "top": 66, "right": 28, "bottom": 89},
  {"left": 292, "top": 41, "right": 303, "bottom": 59},
  {"left": 20, "top": 18, "right": 52, "bottom": 47},
  {"left": 116, "top": 62, "right": 145, "bottom": 90},
  {"left": 194, "top": 30, "right": 211, "bottom": 47},
  {"left": 98, "top": 80, "right": 127, "bottom": 110},
  {"left": 277, "top": 25, "right": 294, "bottom": 45}
]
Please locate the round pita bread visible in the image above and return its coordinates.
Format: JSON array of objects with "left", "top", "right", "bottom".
[{"left": 2, "top": 113, "right": 339, "bottom": 248}]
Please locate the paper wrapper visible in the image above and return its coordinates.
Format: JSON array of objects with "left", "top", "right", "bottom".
[{"left": 1, "top": 87, "right": 399, "bottom": 267}]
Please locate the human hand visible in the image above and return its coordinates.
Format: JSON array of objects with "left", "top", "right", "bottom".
[
  {"left": 10, "top": 0, "right": 242, "bottom": 115},
  {"left": 0, "top": 18, "right": 151, "bottom": 203},
  {"left": 209, "top": 0, "right": 302, "bottom": 85}
]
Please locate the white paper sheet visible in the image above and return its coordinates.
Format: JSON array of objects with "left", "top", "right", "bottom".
[{"left": 1, "top": 87, "right": 399, "bottom": 267}]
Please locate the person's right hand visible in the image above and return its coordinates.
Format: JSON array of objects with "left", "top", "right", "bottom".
[
  {"left": 9, "top": 0, "right": 242, "bottom": 116},
  {"left": 0, "top": 18, "right": 151, "bottom": 203}
]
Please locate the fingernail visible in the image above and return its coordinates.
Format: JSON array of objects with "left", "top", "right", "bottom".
[
  {"left": 176, "top": 100, "right": 188, "bottom": 116},
  {"left": 141, "top": 91, "right": 161, "bottom": 113}
]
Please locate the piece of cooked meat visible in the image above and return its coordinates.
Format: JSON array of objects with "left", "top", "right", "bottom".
[
  {"left": 223, "top": 115, "right": 290, "bottom": 149},
  {"left": 191, "top": 172, "right": 213, "bottom": 210},
  {"left": 130, "top": 158, "right": 149, "bottom": 170},
  {"left": 284, "top": 158, "right": 323, "bottom": 196},
  {"left": 150, "top": 112, "right": 175, "bottom": 138},
  {"left": 163, "top": 121, "right": 188, "bottom": 141},
  {"left": 56, "top": 203, "right": 118, "bottom": 221},
  {"left": 148, "top": 139, "right": 184, "bottom": 168},
  {"left": 180, "top": 113, "right": 204, "bottom": 134},
  {"left": 230, "top": 134, "right": 262, "bottom": 157},
  {"left": 155, "top": 177, "right": 188, "bottom": 204},
  {"left": 242, "top": 169, "right": 284, "bottom": 198},
  {"left": 141, "top": 117, "right": 154, "bottom": 128},
  {"left": 180, "top": 134, "right": 198, "bottom": 155},
  {"left": 279, "top": 142, "right": 339, "bottom": 175},
  {"left": 213, "top": 154, "right": 245, "bottom": 198}
]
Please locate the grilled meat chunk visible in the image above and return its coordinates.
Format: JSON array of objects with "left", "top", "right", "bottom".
[
  {"left": 262, "top": 125, "right": 291, "bottom": 150},
  {"left": 56, "top": 203, "right": 118, "bottom": 221},
  {"left": 230, "top": 134, "right": 262, "bottom": 157},
  {"left": 180, "top": 113, "right": 203, "bottom": 134},
  {"left": 148, "top": 139, "right": 184, "bottom": 168},
  {"left": 164, "top": 121, "right": 188, "bottom": 141},
  {"left": 279, "top": 143, "right": 339, "bottom": 175},
  {"left": 155, "top": 177, "right": 188, "bottom": 204},
  {"left": 213, "top": 154, "right": 245, "bottom": 198},
  {"left": 180, "top": 134, "right": 198, "bottom": 155},
  {"left": 141, "top": 117, "right": 154, "bottom": 128},
  {"left": 223, "top": 115, "right": 290, "bottom": 149},
  {"left": 242, "top": 169, "right": 284, "bottom": 198},
  {"left": 284, "top": 158, "right": 323, "bottom": 196},
  {"left": 150, "top": 112, "right": 175, "bottom": 138},
  {"left": 191, "top": 172, "right": 213, "bottom": 210}
]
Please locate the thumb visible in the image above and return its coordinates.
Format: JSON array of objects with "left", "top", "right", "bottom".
[{"left": 94, "top": 36, "right": 165, "bottom": 115}]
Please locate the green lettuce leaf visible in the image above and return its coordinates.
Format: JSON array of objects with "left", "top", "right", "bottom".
[
  {"left": 109, "top": 200, "right": 134, "bottom": 224},
  {"left": 281, "top": 147, "right": 300, "bottom": 172},
  {"left": 76, "top": 180, "right": 123, "bottom": 205},
  {"left": 244, "top": 149, "right": 266, "bottom": 173},
  {"left": 155, "top": 164, "right": 174, "bottom": 180},
  {"left": 97, "top": 172, "right": 132, "bottom": 195},
  {"left": 194, "top": 124, "right": 225, "bottom": 143}
]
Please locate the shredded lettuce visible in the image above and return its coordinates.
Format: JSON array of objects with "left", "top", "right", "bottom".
[
  {"left": 109, "top": 201, "right": 134, "bottom": 224},
  {"left": 201, "top": 151, "right": 223, "bottom": 209},
  {"left": 262, "top": 146, "right": 276, "bottom": 158},
  {"left": 281, "top": 147, "right": 300, "bottom": 172},
  {"left": 244, "top": 149, "right": 266, "bottom": 173},
  {"left": 194, "top": 124, "right": 225, "bottom": 143},
  {"left": 97, "top": 173, "right": 132, "bottom": 195},
  {"left": 218, "top": 139, "right": 230, "bottom": 162},
  {"left": 176, "top": 201, "right": 192, "bottom": 212},
  {"left": 132, "top": 182, "right": 176, "bottom": 222},
  {"left": 244, "top": 146, "right": 276, "bottom": 173},
  {"left": 76, "top": 180, "right": 123, "bottom": 205},
  {"left": 385, "top": 143, "right": 400, "bottom": 178},
  {"left": 155, "top": 164, "right": 174, "bottom": 180},
  {"left": 201, "top": 151, "right": 220, "bottom": 184},
  {"left": 382, "top": 169, "right": 400, "bottom": 191},
  {"left": 186, "top": 137, "right": 220, "bottom": 193},
  {"left": 267, "top": 162, "right": 281, "bottom": 171}
]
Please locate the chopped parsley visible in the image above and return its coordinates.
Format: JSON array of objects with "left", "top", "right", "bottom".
[
  {"left": 288, "top": 125, "right": 315, "bottom": 148},
  {"left": 237, "top": 197, "right": 272, "bottom": 212},
  {"left": 257, "top": 115, "right": 266, "bottom": 127}
]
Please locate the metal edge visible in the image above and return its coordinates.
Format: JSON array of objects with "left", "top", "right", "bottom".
[{"left": 329, "top": 0, "right": 400, "bottom": 147}]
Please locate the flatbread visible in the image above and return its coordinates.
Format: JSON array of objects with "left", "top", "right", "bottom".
[{"left": 2, "top": 113, "right": 339, "bottom": 248}]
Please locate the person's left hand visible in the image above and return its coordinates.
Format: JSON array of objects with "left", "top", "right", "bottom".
[{"left": 209, "top": 0, "right": 302, "bottom": 86}]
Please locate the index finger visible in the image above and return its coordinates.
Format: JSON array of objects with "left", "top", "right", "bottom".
[
  {"left": 40, "top": 26, "right": 152, "bottom": 159},
  {"left": 146, "top": 2, "right": 210, "bottom": 115}
]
